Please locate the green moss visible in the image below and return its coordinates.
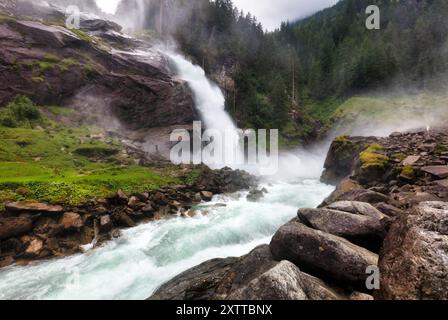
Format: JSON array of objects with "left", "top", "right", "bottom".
[
  {"left": 43, "top": 54, "right": 60, "bottom": 63},
  {"left": 360, "top": 144, "right": 389, "bottom": 170},
  {"left": 334, "top": 135, "right": 349, "bottom": 144},
  {"left": 435, "top": 144, "right": 448, "bottom": 154},
  {"left": 392, "top": 153, "right": 407, "bottom": 161},
  {"left": 31, "top": 76, "right": 45, "bottom": 83},
  {"left": 43, "top": 106, "right": 77, "bottom": 117},
  {"left": 70, "top": 28, "right": 94, "bottom": 43},
  {"left": 401, "top": 166, "right": 415, "bottom": 179},
  {"left": 183, "top": 169, "right": 202, "bottom": 185},
  {"left": 365, "top": 143, "right": 384, "bottom": 153}
]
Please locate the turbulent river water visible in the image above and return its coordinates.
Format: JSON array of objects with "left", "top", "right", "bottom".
[
  {"left": 0, "top": 52, "right": 334, "bottom": 300},
  {"left": 0, "top": 180, "right": 333, "bottom": 300}
]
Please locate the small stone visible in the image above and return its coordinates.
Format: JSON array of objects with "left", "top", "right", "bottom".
[
  {"left": 117, "top": 190, "right": 128, "bottom": 201},
  {"left": 402, "top": 156, "right": 420, "bottom": 166},
  {"left": 100, "top": 215, "right": 112, "bottom": 232},
  {"left": 141, "top": 204, "right": 154, "bottom": 213},
  {"left": 60, "top": 212, "right": 83, "bottom": 230},
  {"left": 25, "top": 239, "right": 44, "bottom": 257},
  {"left": 127, "top": 196, "right": 141, "bottom": 209},
  {"left": 200, "top": 191, "right": 214, "bottom": 201}
]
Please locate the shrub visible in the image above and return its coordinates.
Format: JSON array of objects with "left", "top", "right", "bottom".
[{"left": 0, "top": 95, "right": 41, "bottom": 127}]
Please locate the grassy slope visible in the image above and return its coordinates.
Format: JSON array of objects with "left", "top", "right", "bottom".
[
  {"left": 0, "top": 105, "right": 182, "bottom": 207},
  {"left": 304, "top": 91, "right": 448, "bottom": 137}
]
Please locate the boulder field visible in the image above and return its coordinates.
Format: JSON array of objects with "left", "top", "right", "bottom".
[{"left": 150, "top": 129, "right": 448, "bottom": 300}]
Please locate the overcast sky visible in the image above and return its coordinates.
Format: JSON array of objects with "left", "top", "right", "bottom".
[
  {"left": 95, "top": 0, "right": 338, "bottom": 31},
  {"left": 233, "top": 0, "right": 338, "bottom": 30}
]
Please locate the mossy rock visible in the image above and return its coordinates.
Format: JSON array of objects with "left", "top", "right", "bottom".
[
  {"left": 73, "top": 146, "right": 119, "bottom": 158},
  {"left": 358, "top": 144, "right": 390, "bottom": 184},
  {"left": 400, "top": 165, "right": 416, "bottom": 180},
  {"left": 435, "top": 144, "right": 448, "bottom": 154}
]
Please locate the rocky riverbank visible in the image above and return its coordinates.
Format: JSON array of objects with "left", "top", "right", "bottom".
[
  {"left": 150, "top": 128, "right": 448, "bottom": 300},
  {"left": 0, "top": 167, "right": 257, "bottom": 269}
]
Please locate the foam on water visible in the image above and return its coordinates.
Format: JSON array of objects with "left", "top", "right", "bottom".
[{"left": 0, "top": 180, "right": 333, "bottom": 300}]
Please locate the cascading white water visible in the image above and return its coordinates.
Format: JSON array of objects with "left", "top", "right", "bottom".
[{"left": 166, "top": 53, "right": 244, "bottom": 169}]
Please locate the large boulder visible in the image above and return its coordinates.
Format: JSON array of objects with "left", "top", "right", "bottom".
[
  {"left": 0, "top": 217, "right": 33, "bottom": 240},
  {"left": 298, "top": 208, "right": 386, "bottom": 252},
  {"left": 150, "top": 257, "right": 239, "bottom": 300},
  {"left": 228, "top": 261, "right": 342, "bottom": 300},
  {"left": 270, "top": 219, "right": 378, "bottom": 289},
  {"left": 375, "top": 202, "right": 448, "bottom": 300}
]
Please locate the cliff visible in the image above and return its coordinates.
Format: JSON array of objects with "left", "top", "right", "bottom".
[{"left": 0, "top": 0, "right": 197, "bottom": 130}]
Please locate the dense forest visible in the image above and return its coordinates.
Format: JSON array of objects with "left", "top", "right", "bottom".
[{"left": 120, "top": 0, "right": 448, "bottom": 143}]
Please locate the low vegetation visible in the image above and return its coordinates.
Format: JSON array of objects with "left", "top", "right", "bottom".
[{"left": 0, "top": 96, "right": 185, "bottom": 207}]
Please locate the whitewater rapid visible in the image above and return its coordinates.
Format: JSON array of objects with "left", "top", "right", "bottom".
[{"left": 0, "top": 180, "right": 333, "bottom": 300}]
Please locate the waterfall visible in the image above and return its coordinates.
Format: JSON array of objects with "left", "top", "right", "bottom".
[
  {"left": 135, "top": 0, "right": 147, "bottom": 30},
  {"left": 166, "top": 52, "right": 244, "bottom": 169}
]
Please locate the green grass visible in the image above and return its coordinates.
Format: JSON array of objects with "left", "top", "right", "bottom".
[
  {"left": 0, "top": 99, "right": 182, "bottom": 205},
  {"left": 42, "top": 106, "right": 77, "bottom": 117},
  {"left": 330, "top": 92, "right": 448, "bottom": 132}
]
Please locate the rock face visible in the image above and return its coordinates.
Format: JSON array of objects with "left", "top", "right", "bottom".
[
  {"left": 0, "top": 2, "right": 196, "bottom": 130},
  {"left": 376, "top": 202, "right": 448, "bottom": 300},
  {"left": 270, "top": 219, "right": 378, "bottom": 289}
]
